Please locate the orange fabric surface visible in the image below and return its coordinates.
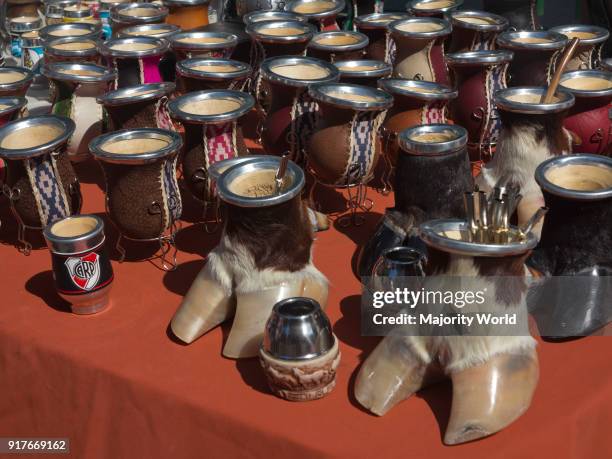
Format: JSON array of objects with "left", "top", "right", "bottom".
[{"left": 1, "top": 151, "right": 612, "bottom": 459}]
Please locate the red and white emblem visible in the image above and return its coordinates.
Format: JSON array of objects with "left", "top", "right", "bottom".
[{"left": 65, "top": 252, "right": 100, "bottom": 291}]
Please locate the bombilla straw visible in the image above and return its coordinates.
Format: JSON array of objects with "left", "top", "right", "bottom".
[
  {"left": 463, "top": 192, "right": 477, "bottom": 241},
  {"left": 477, "top": 191, "right": 489, "bottom": 242},
  {"left": 275, "top": 155, "right": 289, "bottom": 195},
  {"left": 521, "top": 207, "right": 549, "bottom": 236},
  {"left": 466, "top": 179, "right": 527, "bottom": 244},
  {"left": 542, "top": 37, "right": 580, "bottom": 104}
]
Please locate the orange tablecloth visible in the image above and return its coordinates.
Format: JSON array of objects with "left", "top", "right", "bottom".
[{"left": 1, "top": 153, "right": 611, "bottom": 459}]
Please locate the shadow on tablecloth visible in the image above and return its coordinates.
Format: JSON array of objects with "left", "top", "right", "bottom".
[{"left": 25, "top": 269, "right": 71, "bottom": 313}]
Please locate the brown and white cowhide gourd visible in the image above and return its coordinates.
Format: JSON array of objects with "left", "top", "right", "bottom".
[
  {"left": 477, "top": 88, "right": 575, "bottom": 236},
  {"left": 170, "top": 160, "right": 328, "bottom": 359},
  {"left": 355, "top": 229, "right": 538, "bottom": 445}
]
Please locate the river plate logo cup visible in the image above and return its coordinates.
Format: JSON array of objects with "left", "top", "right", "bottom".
[{"left": 65, "top": 252, "right": 100, "bottom": 291}]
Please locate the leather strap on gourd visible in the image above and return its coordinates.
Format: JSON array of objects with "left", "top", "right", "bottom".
[
  {"left": 421, "top": 100, "right": 447, "bottom": 124},
  {"left": 160, "top": 154, "right": 182, "bottom": 230},
  {"left": 342, "top": 110, "right": 385, "bottom": 186},
  {"left": 25, "top": 151, "right": 71, "bottom": 227},
  {"left": 155, "top": 96, "right": 175, "bottom": 131},
  {"left": 289, "top": 89, "right": 319, "bottom": 166},
  {"left": 384, "top": 32, "right": 395, "bottom": 65},
  {"left": 203, "top": 121, "right": 238, "bottom": 169},
  {"left": 139, "top": 55, "right": 163, "bottom": 84},
  {"left": 479, "top": 62, "right": 508, "bottom": 158}
]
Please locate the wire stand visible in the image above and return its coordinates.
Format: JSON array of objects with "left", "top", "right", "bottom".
[
  {"left": 337, "top": 180, "right": 373, "bottom": 227},
  {"left": 379, "top": 126, "right": 396, "bottom": 195},
  {"left": 201, "top": 198, "right": 221, "bottom": 234},
  {"left": 109, "top": 200, "right": 180, "bottom": 272},
  {"left": 190, "top": 166, "right": 222, "bottom": 233},
  {"left": 470, "top": 105, "right": 499, "bottom": 164},
  {"left": 308, "top": 166, "right": 374, "bottom": 228},
  {"left": 3, "top": 184, "right": 37, "bottom": 255}
]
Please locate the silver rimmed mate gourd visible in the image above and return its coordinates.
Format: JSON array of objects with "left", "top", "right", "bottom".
[
  {"left": 307, "top": 83, "right": 392, "bottom": 225},
  {"left": 97, "top": 82, "right": 176, "bottom": 131},
  {"left": 334, "top": 59, "right": 392, "bottom": 87},
  {"left": 354, "top": 13, "right": 409, "bottom": 64},
  {"left": 497, "top": 30, "right": 567, "bottom": 87},
  {"left": 110, "top": 2, "right": 169, "bottom": 37},
  {"left": 43, "top": 62, "right": 116, "bottom": 162},
  {"left": 170, "top": 31, "right": 239, "bottom": 60},
  {"left": 204, "top": 155, "right": 269, "bottom": 231},
  {"left": 550, "top": 25, "right": 609, "bottom": 71},
  {"left": 246, "top": 20, "right": 317, "bottom": 109},
  {"left": 529, "top": 154, "right": 612, "bottom": 337},
  {"left": 445, "top": 49, "right": 513, "bottom": 163},
  {"left": 118, "top": 23, "right": 181, "bottom": 81},
  {"left": 89, "top": 128, "right": 183, "bottom": 270},
  {"left": 377, "top": 79, "right": 457, "bottom": 191},
  {"left": 168, "top": 90, "right": 254, "bottom": 228},
  {"left": 246, "top": 20, "right": 316, "bottom": 63},
  {"left": 388, "top": 17, "right": 452, "bottom": 84},
  {"left": 286, "top": 0, "right": 346, "bottom": 31},
  {"left": 407, "top": 0, "right": 463, "bottom": 18},
  {"left": 307, "top": 31, "right": 369, "bottom": 63},
  {"left": 100, "top": 36, "right": 169, "bottom": 88},
  {"left": 176, "top": 58, "right": 251, "bottom": 92},
  {"left": 559, "top": 70, "right": 612, "bottom": 155},
  {"left": 259, "top": 56, "right": 340, "bottom": 164},
  {"left": 0, "top": 115, "right": 81, "bottom": 253},
  {"left": 449, "top": 10, "right": 508, "bottom": 53},
  {"left": 0, "top": 66, "right": 35, "bottom": 97},
  {"left": 43, "top": 37, "right": 101, "bottom": 65}
]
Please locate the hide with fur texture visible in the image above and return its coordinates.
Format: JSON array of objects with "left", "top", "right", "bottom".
[{"left": 358, "top": 143, "right": 472, "bottom": 277}]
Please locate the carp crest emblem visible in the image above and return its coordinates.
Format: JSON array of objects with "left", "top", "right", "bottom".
[{"left": 65, "top": 252, "right": 100, "bottom": 291}]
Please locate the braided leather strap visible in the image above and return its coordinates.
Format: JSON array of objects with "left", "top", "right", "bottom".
[
  {"left": 161, "top": 155, "right": 182, "bottom": 229},
  {"left": 289, "top": 90, "right": 319, "bottom": 165},
  {"left": 203, "top": 121, "right": 239, "bottom": 168},
  {"left": 341, "top": 110, "right": 386, "bottom": 186},
  {"left": 480, "top": 63, "right": 508, "bottom": 157},
  {"left": 25, "top": 152, "right": 71, "bottom": 227}
]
